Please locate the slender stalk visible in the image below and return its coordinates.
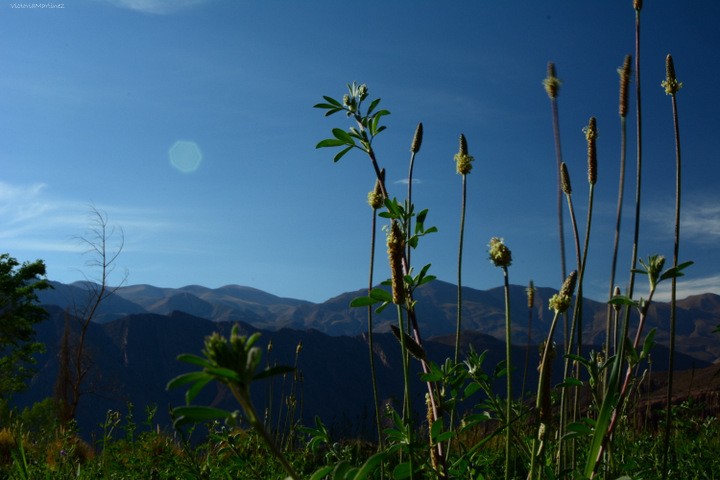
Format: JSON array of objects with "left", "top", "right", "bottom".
[
  {"left": 396, "top": 304, "right": 415, "bottom": 480},
  {"left": 662, "top": 53, "right": 683, "bottom": 480},
  {"left": 556, "top": 162, "right": 582, "bottom": 471},
  {"left": 231, "top": 385, "right": 300, "bottom": 480},
  {"left": 455, "top": 173, "right": 467, "bottom": 365},
  {"left": 502, "top": 266, "right": 512, "bottom": 480},
  {"left": 521, "top": 281, "right": 535, "bottom": 402},
  {"left": 628, "top": 2, "right": 643, "bottom": 299},
  {"left": 367, "top": 175, "right": 385, "bottom": 455},
  {"left": 606, "top": 54, "right": 632, "bottom": 368}
]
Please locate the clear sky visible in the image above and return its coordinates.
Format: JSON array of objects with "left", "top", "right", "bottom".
[{"left": 1, "top": 0, "right": 718, "bottom": 303}]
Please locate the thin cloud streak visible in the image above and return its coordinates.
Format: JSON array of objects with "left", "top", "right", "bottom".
[{"left": 104, "top": 0, "right": 213, "bottom": 15}]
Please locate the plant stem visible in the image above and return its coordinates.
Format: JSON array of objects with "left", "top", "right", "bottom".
[
  {"left": 455, "top": 174, "right": 467, "bottom": 365},
  {"left": 396, "top": 304, "right": 415, "bottom": 480},
  {"left": 231, "top": 385, "right": 300, "bottom": 480},
  {"left": 662, "top": 66, "right": 683, "bottom": 480},
  {"left": 502, "top": 266, "right": 512, "bottom": 480},
  {"left": 368, "top": 206, "right": 384, "bottom": 455}
]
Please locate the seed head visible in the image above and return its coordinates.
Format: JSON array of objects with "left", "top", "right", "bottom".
[
  {"left": 543, "top": 62, "right": 561, "bottom": 99},
  {"left": 411, "top": 122, "right": 423, "bottom": 153},
  {"left": 454, "top": 134, "right": 474, "bottom": 175},
  {"left": 618, "top": 54, "right": 632, "bottom": 117},
  {"left": 549, "top": 271, "right": 577, "bottom": 314},
  {"left": 560, "top": 162, "right": 572, "bottom": 195},
  {"left": 583, "top": 117, "right": 598, "bottom": 185},
  {"left": 488, "top": 237, "right": 512, "bottom": 268},
  {"left": 368, "top": 169, "right": 386, "bottom": 209},
  {"left": 387, "top": 221, "right": 406, "bottom": 305},
  {"left": 661, "top": 54, "right": 683, "bottom": 95},
  {"left": 526, "top": 280, "right": 536, "bottom": 309},
  {"left": 634, "top": 0, "right": 642, "bottom": 12}
]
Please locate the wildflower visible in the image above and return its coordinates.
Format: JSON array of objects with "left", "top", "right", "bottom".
[
  {"left": 543, "top": 62, "right": 561, "bottom": 99},
  {"left": 548, "top": 270, "right": 577, "bottom": 313},
  {"left": 368, "top": 174, "right": 385, "bottom": 209},
  {"left": 454, "top": 134, "right": 474, "bottom": 175},
  {"left": 661, "top": 54, "right": 682, "bottom": 95},
  {"left": 387, "top": 221, "right": 406, "bottom": 305},
  {"left": 411, "top": 122, "right": 423, "bottom": 153},
  {"left": 526, "top": 280, "right": 535, "bottom": 309},
  {"left": 488, "top": 237, "right": 512, "bottom": 268}
]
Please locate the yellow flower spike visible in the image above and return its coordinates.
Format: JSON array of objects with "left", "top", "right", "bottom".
[
  {"left": 454, "top": 134, "right": 474, "bottom": 175},
  {"left": 543, "top": 62, "right": 561, "bottom": 99},
  {"left": 488, "top": 237, "right": 512, "bottom": 268},
  {"left": 662, "top": 54, "right": 683, "bottom": 95}
]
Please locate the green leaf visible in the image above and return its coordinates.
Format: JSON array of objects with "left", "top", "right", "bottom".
[
  {"left": 351, "top": 452, "right": 384, "bottom": 480},
  {"left": 366, "top": 98, "right": 381, "bottom": 116},
  {"left": 350, "top": 296, "right": 377, "bottom": 308},
  {"left": 558, "top": 377, "right": 583, "bottom": 388},
  {"left": 333, "top": 145, "right": 354, "bottom": 162},
  {"left": 313, "top": 103, "right": 339, "bottom": 110},
  {"left": 392, "top": 462, "right": 412, "bottom": 480},
  {"left": 171, "top": 406, "right": 232, "bottom": 428},
  {"left": 322, "top": 95, "right": 343, "bottom": 107},
  {"left": 253, "top": 365, "right": 294, "bottom": 381},
  {"left": 309, "top": 467, "right": 334, "bottom": 480},
  {"left": 186, "top": 376, "right": 213, "bottom": 404},
  {"left": 607, "top": 295, "right": 637, "bottom": 307},
  {"left": 205, "top": 367, "right": 242, "bottom": 383},
  {"left": 176, "top": 353, "right": 213, "bottom": 368},
  {"left": 640, "top": 328, "right": 656, "bottom": 361},
  {"left": 316, "top": 138, "right": 347, "bottom": 148},
  {"left": 370, "top": 288, "right": 393, "bottom": 302},
  {"left": 166, "top": 371, "right": 211, "bottom": 391},
  {"left": 332, "top": 128, "right": 355, "bottom": 145}
]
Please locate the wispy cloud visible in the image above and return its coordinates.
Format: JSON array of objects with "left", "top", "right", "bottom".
[
  {"left": 394, "top": 178, "right": 422, "bottom": 185},
  {"left": 104, "top": 0, "right": 214, "bottom": 15},
  {"left": 644, "top": 195, "right": 720, "bottom": 245},
  {"left": 633, "top": 273, "right": 720, "bottom": 302},
  {"left": 0, "top": 181, "right": 172, "bottom": 255}
]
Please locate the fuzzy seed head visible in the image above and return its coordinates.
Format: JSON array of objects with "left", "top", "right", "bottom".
[
  {"left": 618, "top": 54, "right": 632, "bottom": 117},
  {"left": 662, "top": 54, "right": 683, "bottom": 95},
  {"left": 583, "top": 117, "right": 598, "bottom": 185},
  {"left": 488, "top": 237, "right": 512, "bottom": 268},
  {"left": 411, "top": 122, "right": 424, "bottom": 153},
  {"left": 543, "top": 62, "right": 561, "bottom": 99},
  {"left": 454, "top": 134, "right": 474, "bottom": 175},
  {"left": 368, "top": 179, "right": 385, "bottom": 209},
  {"left": 560, "top": 270, "right": 578, "bottom": 299},
  {"left": 387, "top": 221, "right": 406, "bottom": 305},
  {"left": 549, "top": 271, "right": 577, "bottom": 314},
  {"left": 560, "top": 162, "right": 572, "bottom": 195}
]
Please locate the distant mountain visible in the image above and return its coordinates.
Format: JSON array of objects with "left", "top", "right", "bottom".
[
  {"left": 13, "top": 305, "right": 712, "bottom": 442},
  {"left": 38, "top": 280, "right": 720, "bottom": 364}
]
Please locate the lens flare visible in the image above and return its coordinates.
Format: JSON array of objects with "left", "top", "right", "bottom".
[{"left": 169, "top": 140, "right": 202, "bottom": 173}]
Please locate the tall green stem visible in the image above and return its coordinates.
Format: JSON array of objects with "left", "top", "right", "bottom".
[
  {"left": 662, "top": 54, "right": 683, "bottom": 480},
  {"left": 367, "top": 207, "right": 384, "bottom": 454},
  {"left": 455, "top": 174, "right": 467, "bottom": 365},
  {"left": 502, "top": 266, "right": 512, "bottom": 480}
]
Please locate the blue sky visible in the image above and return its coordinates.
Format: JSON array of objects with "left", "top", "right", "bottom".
[{"left": 1, "top": 0, "right": 718, "bottom": 303}]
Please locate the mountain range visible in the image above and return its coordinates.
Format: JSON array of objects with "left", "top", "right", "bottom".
[{"left": 8, "top": 280, "right": 719, "bottom": 440}]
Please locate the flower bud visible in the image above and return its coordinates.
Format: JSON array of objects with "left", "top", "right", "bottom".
[{"left": 411, "top": 122, "right": 423, "bottom": 153}]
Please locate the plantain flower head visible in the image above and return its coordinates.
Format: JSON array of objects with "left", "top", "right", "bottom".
[{"left": 488, "top": 237, "right": 512, "bottom": 268}]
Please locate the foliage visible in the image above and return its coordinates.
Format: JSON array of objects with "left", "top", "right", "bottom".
[{"left": 0, "top": 254, "right": 49, "bottom": 399}]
